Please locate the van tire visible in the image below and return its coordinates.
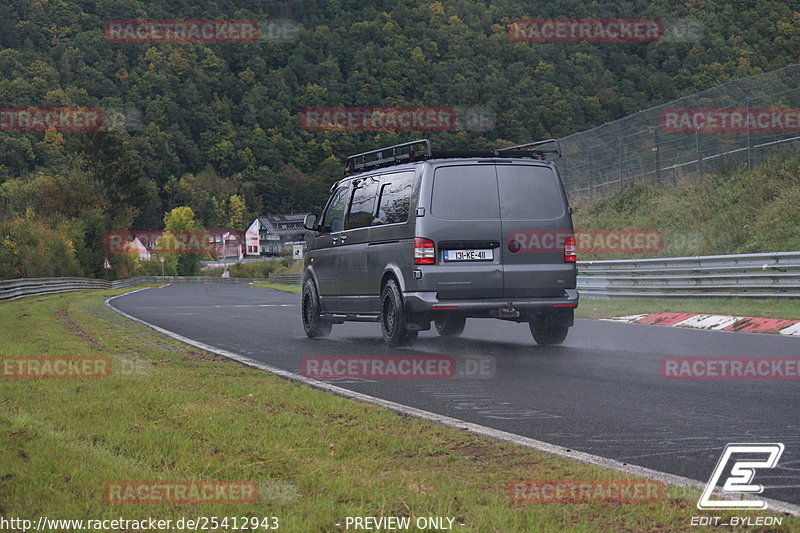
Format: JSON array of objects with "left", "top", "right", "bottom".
[
  {"left": 302, "top": 279, "right": 332, "bottom": 338},
  {"left": 434, "top": 315, "right": 466, "bottom": 337},
  {"left": 381, "top": 279, "right": 418, "bottom": 346},
  {"left": 530, "top": 324, "right": 569, "bottom": 345}
]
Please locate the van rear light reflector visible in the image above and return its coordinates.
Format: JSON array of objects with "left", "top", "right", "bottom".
[
  {"left": 553, "top": 303, "right": 576, "bottom": 307},
  {"left": 432, "top": 305, "right": 459, "bottom": 310},
  {"left": 414, "top": 237, "right": 436, "bottom": 265},
  {"left": 564, "top": 236, "right": 577, "bottom": 262}
]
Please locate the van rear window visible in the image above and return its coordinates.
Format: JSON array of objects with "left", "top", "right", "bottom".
[
  {"left": 497, "top": 165, "right": 564, "bottom": 220},
  {"left": 431, "top": 165, "right": 500, "bottom": 220},
  {"left": 431, "top": 164, "right": 564, "bottom": 221}
]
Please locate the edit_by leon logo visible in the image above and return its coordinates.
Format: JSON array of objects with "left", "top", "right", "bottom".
[{"left": 697, "top": 443, "right": 784, "bottom": 510}]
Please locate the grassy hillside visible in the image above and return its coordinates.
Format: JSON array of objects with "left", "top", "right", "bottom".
[
  {"left": 2, "top": 0, "right": 799, "bottom": 279},
  {"left": 572, "top": 150, "right": 800, "bottom": 259}
]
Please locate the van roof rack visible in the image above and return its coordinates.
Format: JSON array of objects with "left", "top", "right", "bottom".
[
  {"left": 345, "top": 139, "right": 432, "bottom": 175},
  {"left": 344, "top": 138, "right": 561, "bottom": 175}
]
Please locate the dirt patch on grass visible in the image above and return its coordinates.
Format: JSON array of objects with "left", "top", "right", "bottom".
[
  {"left": 453, "top": 445, "right": 492, "bottom": 458},
  {"left": 184, "top": 349, "right": 225, "bottom": 362},
  {"left": 5, "top": 429, "right": 32, "bottom": 443},
  {"left": 56, "top": 309, "right": 100, "bottom": 347}
]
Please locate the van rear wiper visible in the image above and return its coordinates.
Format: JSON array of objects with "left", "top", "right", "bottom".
[{"left": 495, "top": 139, "right": 561, "bottom": 160}]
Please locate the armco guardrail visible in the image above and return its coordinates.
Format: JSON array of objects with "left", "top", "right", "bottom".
[
  {"left": 3, "top": 252, "right": 799, "bottom": 301},
  {"left": 268, "top": 273, "right": 303, "bottom": 284},
  {"left": 1, "top": 276, "right": 269, "bottom": 301},
  {"left": 577, "top": 251, "right": 800, "bottom": 298},
  {"left": 0, "top": 277, "right": 111, "bottom": 301}
]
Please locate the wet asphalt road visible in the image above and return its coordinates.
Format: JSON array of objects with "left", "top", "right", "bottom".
[{"left": 109, "top": 283, "right": 800, "bottom": 506}]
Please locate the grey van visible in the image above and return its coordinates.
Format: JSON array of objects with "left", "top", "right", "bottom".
[{"left": 301, "top": 139, "right": 578, "bottom": 347}]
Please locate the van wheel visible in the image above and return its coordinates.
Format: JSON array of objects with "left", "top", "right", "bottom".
[
  {"left": 434, "top": 315, "right": 466, "bottom": 337},
  {"left": 530, "top": 324, "right": 569, "bottom": 345},
  {"left": 302, "top": 279, "right": 332, "bottom": 338},
  {"left": 381, "top": 279, "right": 418, "bottom": 346}
]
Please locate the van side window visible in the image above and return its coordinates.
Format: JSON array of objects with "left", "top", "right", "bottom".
[
  {"left": 374, "top": 171, "right": 415, "bottom": 225},
  {"left": 345, "top": 177, "right": 380, "bottom": 230},
  {"left": 321, "top": 186, "right": 349, "bottom": 233}
]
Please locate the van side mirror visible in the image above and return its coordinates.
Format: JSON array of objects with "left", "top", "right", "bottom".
[
  {"left": 303, "top": 213, "right": 318, "bottom": 231},
  {"left": 568, "top": 206, "right": 573, "bottom": 215}
]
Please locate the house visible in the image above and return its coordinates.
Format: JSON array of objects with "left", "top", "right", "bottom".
[
  {"left": 124, "top": 229, "right": 243, "bottom": 261},
  {"left": 205, "top": 228, "right": 244, "bottom": 260},
  {"left": 128, "top": 236, "right": 151, "bottom": 261},
  {"left": 245, "top": 213, "right": 309, "bottom": 256}
]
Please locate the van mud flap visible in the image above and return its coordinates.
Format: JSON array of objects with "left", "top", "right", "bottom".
[{"left": 531, "top": 308, "right": 574, "bottom": 327}]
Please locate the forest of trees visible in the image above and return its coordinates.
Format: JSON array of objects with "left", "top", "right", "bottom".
[{"left": 0, "top": 0, "right": 798, "bottom": 278}]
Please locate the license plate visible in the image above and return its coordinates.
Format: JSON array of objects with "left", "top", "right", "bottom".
[{"left": 443, "top": 249, "right": 494, "bottom": 261}]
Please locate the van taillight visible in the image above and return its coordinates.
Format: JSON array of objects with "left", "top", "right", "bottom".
[
  {"left": 564, "top": 236, "right": 577, "bottom": 262},
  {"left": 414, "top": 237, "right": 436, "bottom": 265}
]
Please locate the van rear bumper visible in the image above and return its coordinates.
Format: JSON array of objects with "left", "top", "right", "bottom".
[{"left": 403, "top": 289, "right": 579, "bottom": 317}]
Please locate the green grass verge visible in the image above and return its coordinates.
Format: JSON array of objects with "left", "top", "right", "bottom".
[
  {"left": 576, "top": 296, "right": 800, "bottom": 321},
  {"left": 251, "top": 280, "right": 301, "bottom": 293},
  {"left": 572, "top": 151, "right": 800, "bottom": 259},
  {"left": 2, "top": 288, "right": 795, "bottom": 531}
]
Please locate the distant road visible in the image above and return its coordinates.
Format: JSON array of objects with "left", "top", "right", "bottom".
[{"left": 110, "top": 283, "right": 800, "bottom": 506}]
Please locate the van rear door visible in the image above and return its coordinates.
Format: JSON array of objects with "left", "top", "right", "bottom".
[
  {"left": 427, "top": 164, "right": 503, "bottom": 300},
  {"left": 497, "top": 163, "right": 575, "bottom": 298}
]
